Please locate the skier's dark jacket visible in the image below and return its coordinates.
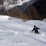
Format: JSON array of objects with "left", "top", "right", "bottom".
[{"left": 32, "top": 26, "right": 40, "bottom": 33}]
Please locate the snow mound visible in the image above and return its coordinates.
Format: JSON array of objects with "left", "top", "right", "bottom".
[{"left": 0, "top": 15, "right": 9, "bottom": 22}]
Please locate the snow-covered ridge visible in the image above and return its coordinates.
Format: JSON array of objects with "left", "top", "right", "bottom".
[
  {"left": 3, "top": 0, "right": 31, "bottom": 10},
  {"left": 0, "top": 0, "right": 37, "bottom": 10}
]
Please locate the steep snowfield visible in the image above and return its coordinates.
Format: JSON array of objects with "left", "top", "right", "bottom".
[{"left": 0, "top": 15, "right": 46, "bottom": 46}]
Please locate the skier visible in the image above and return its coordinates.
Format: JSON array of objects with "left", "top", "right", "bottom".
[{"left": 32, "top": 25, "right": 40, "bottom": 34}]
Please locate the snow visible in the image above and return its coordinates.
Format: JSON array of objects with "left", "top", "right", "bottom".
[{"left": 0, "top": 15, "right": 46, "bottom": 46}]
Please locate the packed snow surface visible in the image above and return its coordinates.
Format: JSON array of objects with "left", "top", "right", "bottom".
[{"left": 0, "top": 15, "right": 46, "bottom": 46}]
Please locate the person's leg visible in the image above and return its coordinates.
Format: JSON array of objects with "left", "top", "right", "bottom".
[
  {"left": 37, "top": 30, "right": 40, "bottom": 34},
  {"left": 35, "top": 30, "right": 40, "bottom": 34}
]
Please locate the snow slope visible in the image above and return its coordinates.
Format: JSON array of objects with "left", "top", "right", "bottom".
[{"left": 0, "top": 15, "right": 46, "bottom": 46}]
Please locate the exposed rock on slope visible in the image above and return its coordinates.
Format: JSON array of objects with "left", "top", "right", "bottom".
[{"left": 0, "top": 0, "right": 3, "bottom": 5}]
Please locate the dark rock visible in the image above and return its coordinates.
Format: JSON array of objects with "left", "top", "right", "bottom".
[{"left": 32, "top": 0, "right": 46, "bottom": 18}]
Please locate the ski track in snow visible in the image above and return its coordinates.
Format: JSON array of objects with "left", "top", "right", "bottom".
[{"left": 0, "top": 15, "right": 46, "bottom": 46}]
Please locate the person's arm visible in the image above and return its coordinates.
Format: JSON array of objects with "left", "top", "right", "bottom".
[
  {"left": 37, "top": 27, "right": 40, "bottom": 29},
  {"left": 32, "top": 28, "right": 34, "bottom": 32}
]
